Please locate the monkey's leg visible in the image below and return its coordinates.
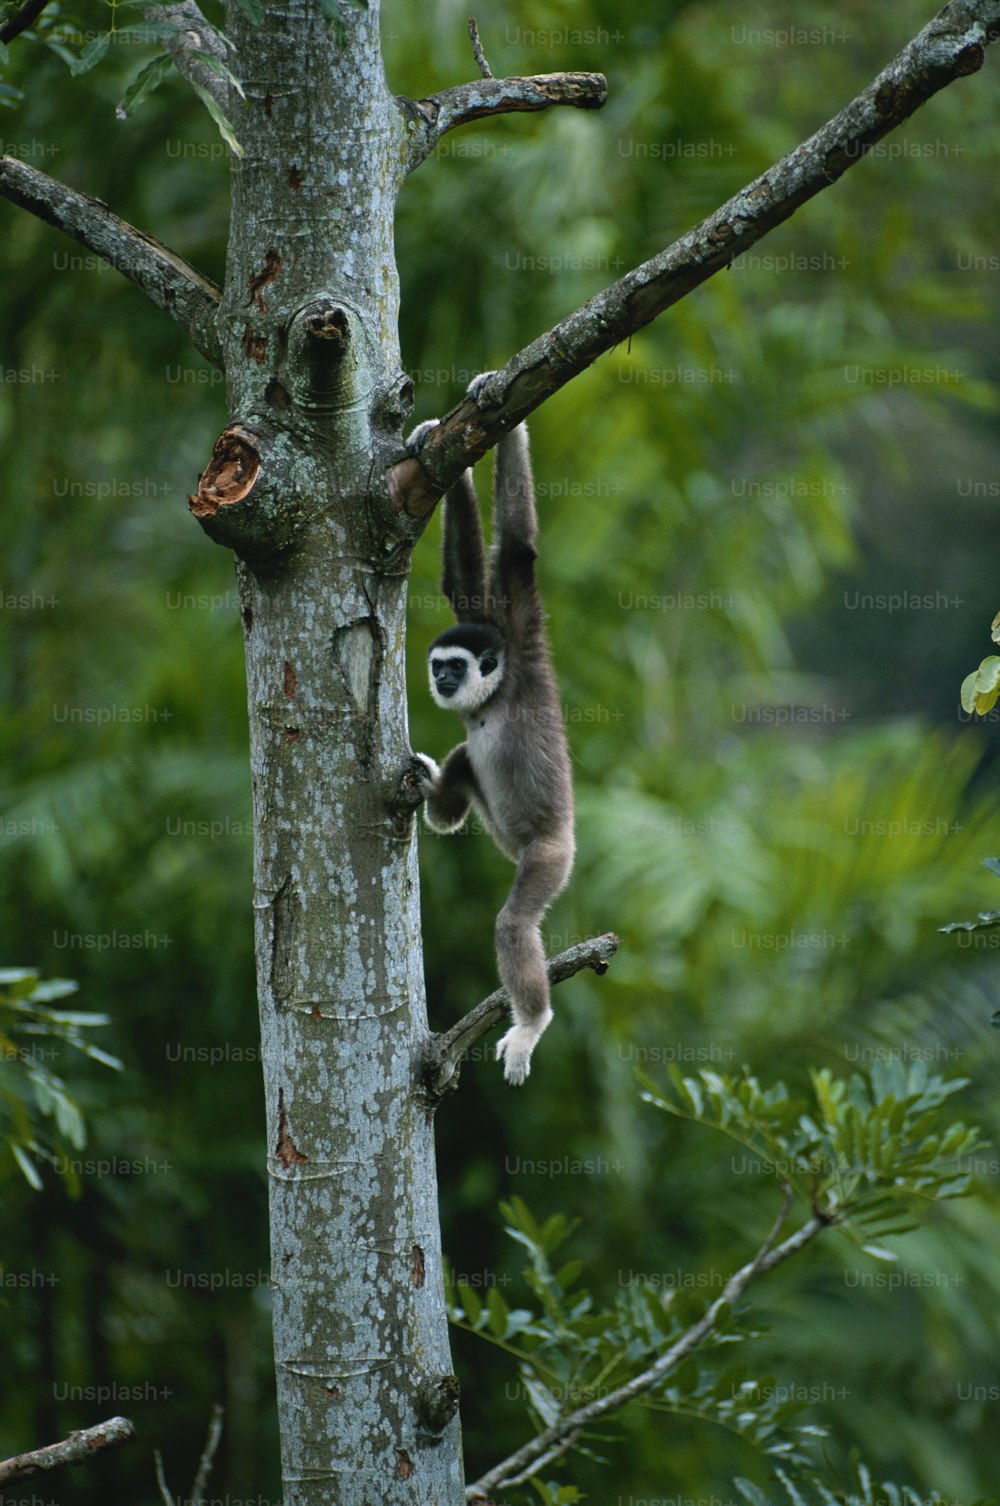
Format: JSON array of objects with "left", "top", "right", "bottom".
[{"left": 494, "top": 834, "right": 574, "bottom": 1085}]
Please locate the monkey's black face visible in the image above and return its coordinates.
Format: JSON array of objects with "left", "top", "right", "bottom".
[
  {"left": 431, "top": 655, "right": 470, "bottom": 700},
  {"left": 428, "top": 624, "right": 506, "bottom": 713}
]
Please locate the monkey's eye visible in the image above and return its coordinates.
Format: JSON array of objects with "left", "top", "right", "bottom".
[{"left": 479, "top": 654, "right": 498, "bottom": 674}]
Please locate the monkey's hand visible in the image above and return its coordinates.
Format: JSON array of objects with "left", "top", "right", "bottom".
[
  {"left": 405, "top": 420, "right": 440, "bottom": 457},
  {"left": 410, "top": 753, "right": 440, "bottom": 796},
  {"left": 466, "top": 371, "right": 497, "bottom": 403}
]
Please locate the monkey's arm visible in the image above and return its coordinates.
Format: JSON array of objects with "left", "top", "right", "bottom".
[
  {"left": 412, "top": 746, "right": 480, "bottom": 834},
  {"left": 492, "top": 424, "right": 544, "bottom": 649},
  {"left": 442, "top": 471, "right": 489, "bottom": 623}
]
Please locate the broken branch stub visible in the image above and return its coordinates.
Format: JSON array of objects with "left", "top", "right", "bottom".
[{"left": 188, "top": 423, "right": 302, "bottom": 565}]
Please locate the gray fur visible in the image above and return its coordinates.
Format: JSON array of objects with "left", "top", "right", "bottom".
[{"left": 410, "top": 377, "right": 575, "bottom": 1084}]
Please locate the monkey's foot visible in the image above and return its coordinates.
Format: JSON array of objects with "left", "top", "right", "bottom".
[
  {"left": 405, "top": 419, "right": 440, "bottom": 456},
  {"left": 495, "top": 1022, "right": 546, "bottom": 1086}
]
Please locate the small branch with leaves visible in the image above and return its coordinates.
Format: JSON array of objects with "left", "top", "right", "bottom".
[
  {"left": 459, "top": 1062, "right": 984, "bottom": 1499},
  {"left": 466, "top": 1189, "right": 827, "bottom": 1499}
]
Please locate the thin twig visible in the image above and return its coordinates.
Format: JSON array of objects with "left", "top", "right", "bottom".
[
  {"left": 190, "top": 1402, "right": 224, "bottom": 1506},
  {"left": 467, "top": 17, "right": 493, "bottom": 78},
  {"left": 154, "top": 1448, "right": 176, "bottom": 1506},
  {"left": 466, "top": 1191, "right": 830, "bottom": 1498},
  {"left": 0, "top": 1417, "right": 135, "bottom": 1486}
]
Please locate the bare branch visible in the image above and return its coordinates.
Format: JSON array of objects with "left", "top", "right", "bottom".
[
  {"left": 142, "top": 1, "right": 230, "bottom": 110},
  {"left": 190, "top": 1403, "right": 224, "bottom": 1506},
  {"left": 154, "top": 1448, "right": 177, "bottom": 1506},
  {"left": 389, "top": 0, "right": 1000, "bottom": 518},
  {"left": 467, "top": 17, "right": 493, "bottom": 79},
  {"left": 0, "top": 155, "right": 222, "bottom": 367},
  {"left": 0, "top": 1417, "right": 135, "bottom": 1485},
  {"left": 398, "top": 71, "right": 607, "bottom": 173},
  {"left": 0, "top": 0, "right": 51, "bottom": 44},
  {"left": 467, "top": 1189, "right": 830, "bottom": 1499},
  {"left": 423, "top": 933, "right": 619, "bottom": 1101}
]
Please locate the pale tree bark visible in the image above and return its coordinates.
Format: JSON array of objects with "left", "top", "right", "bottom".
[{"left": 2, "top": 1, "right": 1000, "bottom": 1501}]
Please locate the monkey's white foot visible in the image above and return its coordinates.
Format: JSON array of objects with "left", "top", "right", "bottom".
[
  {"left": 466, "top": 370, "right": 498, "bottom": 403},
  {"left": 495, "top": 1022, "right": 547, "bottom": 1086},
  {"left": 405, "top": 419, "right": 440, "bottom": 456}
]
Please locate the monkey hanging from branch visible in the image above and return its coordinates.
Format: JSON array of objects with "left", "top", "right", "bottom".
[{"left": 409, "top": 374, "right": 575, "bottom": 1085}]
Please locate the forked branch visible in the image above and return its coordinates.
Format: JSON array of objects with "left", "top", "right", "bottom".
[
  {"left": 0, "top": 155, "right": 222, "bottom": 367},
  {"left": 389, "top": 0, "right": 1000, "bottom": 517}
]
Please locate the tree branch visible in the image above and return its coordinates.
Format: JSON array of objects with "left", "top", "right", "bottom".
[
  {"left": 397, "top": 65, "right": 607, "bottom": 173},
  {"left": 389, "top": 0, "right": 1000, "bottom": 518},
  {"left": 0, "top": 1416, "right": 135, "bottom": 1485},
  {"left": 0, "top": 155, "right": 222, "bottom": 367},
  {"left": 423, "top": 932, "right": 619, "bottom": 1101},
  {"left": 142, "top": 1, "right": 230, "bottom": 111},
  {"left": 467, "top": 1188, "right": 831, "bottom": 1499},
  {"left": 0, "top": 0, "right": 51, "bottom": 44}
]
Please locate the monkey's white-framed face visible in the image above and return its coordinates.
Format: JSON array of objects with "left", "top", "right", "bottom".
[{"left": 428, "top": 642, "right": 506, "bottom": 713}]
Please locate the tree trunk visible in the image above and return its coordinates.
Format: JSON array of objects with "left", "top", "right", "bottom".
[{"left": 206, "top": 3, "right": 462, "bottom": 1499}]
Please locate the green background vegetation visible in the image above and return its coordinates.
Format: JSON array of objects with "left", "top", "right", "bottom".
[{"left": 2, "top": 0, "right": 1000, "bottom": 1500}]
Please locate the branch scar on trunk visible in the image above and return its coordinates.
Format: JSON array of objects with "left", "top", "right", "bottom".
[
  {"left": 275, "top": 1088, "right": 308, "bottom": 1169},
  {"left": 188, "top": 425, "right": 261, "bottom": 518},
  {"left": 249, "top": 248, "right": 284, "bottom": 312}
]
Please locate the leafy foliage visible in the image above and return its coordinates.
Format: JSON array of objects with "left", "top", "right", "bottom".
[
  {"left": 960, "top": 612, "right": 1000, "bottom": 715},
  {"left": 736, "top": 1457, "right": 996, "bottom": 1506},
  {"left": 643, "top": 1062, "right": 984, "bottom": 1248},
  {"left": 451, "top": 1065, "right": 985, "bottom": 1498},
  {"left": 0, "top": 967, "right": 121, "bottom": 1190}
]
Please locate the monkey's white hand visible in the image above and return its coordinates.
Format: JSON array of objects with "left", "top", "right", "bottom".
[{"left": 410, "top": 753, "right": 440, "bottom": 794}]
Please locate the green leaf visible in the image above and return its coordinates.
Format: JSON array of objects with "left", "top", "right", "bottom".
[
  {"left": 189, "top": 49, "right": 246, "bottom": 99},
  {"left": 116, "top": 52, "right": 175, "bottom": 117},
  {"left": 10, "top": 1140, "right": 43, "bottom": 1190},
  {"left": 455, "top": 1279, "right": 482, "bottom": 1327},
  {"left": 233, "top": 0, "right": 264, "bottom": 23},
  {"left": 191, "top": 82, "right": 244, "bottom": 158},
  {"left": 486, "top": 1284, "right": 510, "bottom": 1338},
  {"left": 69, "top": 30, "right": 110, "bottom": 76}
]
